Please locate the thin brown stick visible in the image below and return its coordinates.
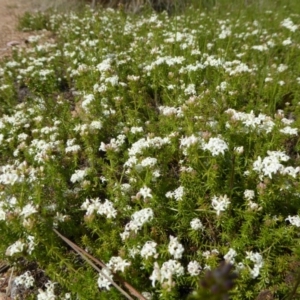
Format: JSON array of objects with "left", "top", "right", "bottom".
[
  {"left": 53, "top": 229, "right": 134, "bottom": 300},
  {"left": 53, "top": 229, "right": 147, "bottom": 300}
]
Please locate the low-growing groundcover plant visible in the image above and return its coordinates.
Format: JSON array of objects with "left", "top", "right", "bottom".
[{"left": 1, "top": 1, "right": 300, "bottom": 299}]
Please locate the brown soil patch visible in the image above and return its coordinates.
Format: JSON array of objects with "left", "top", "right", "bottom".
[{"left": 0, "top": 0, "right": 36, "bottom": 59}]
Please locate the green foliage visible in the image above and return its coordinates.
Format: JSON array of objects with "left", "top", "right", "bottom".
[{"left": 1, "top": 1, "right": 300, "bottom": 299}]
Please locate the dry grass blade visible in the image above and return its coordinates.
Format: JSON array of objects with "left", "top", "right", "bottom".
[{"left": 53, "top": 229, "right": 146, "bottom": 300}]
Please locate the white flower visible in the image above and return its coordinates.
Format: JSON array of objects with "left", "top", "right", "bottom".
[
  {"left": 141, "top": 292, "right": 153, "bottom": 300},
  {"left": 14, "top": 271, "right": 35, "bottom": 289},
  {"left": 97, "top": 268, "right": 113, "bottom": 290},
  {"left": 224, "top": 248, "right": 237, "bottom": 264},
  {"left": 81, "top": 198, "right": 117, "bottom": 218},
  {"left": 149, "top": 262, "right": 161, "bottom": 287},
  {"left": 120, "top": 208, "right": 154, "bottom": 240},
  {"left": 6, "top": 240, "right": 25, "bottom": 256},
  {"left": 140, "top": 157, "right": 157, "bottom": 168},
  {"left": 253, "top": 151, "right": 290, "bottom": 179},
  {"left": 107, "top": 256, "right": 131, "bottom": 273},
  {"left": 187, "top": 261, "right": 202, "bottom": 276},
  {"left": 138, "top": 186, "right": 153, "bottom": 199},
  {"left": 277, "top": 64, "right": 288, "bottom": 73},
  {"left": 20, "top": 203, "right": 38, "bottom": 218},
  {"left": 140, "top": 241, "right": 158, "bottom": 259},
  {"left": 70, "top": 169, "right": 88, "bottom": 183},
  {"left": 160, "top": 259, "right": 184, "bottom": 288},
  {"left": 244, "top": 190, "right": 255, "bottom": 201},
  {"left": 90, "top": 121, "right": 103, "bottom": 130},
  {"left": 165, "top": 186, "right": 184, "bottom": 201},
  {"left": 211, "top": 195, "right": 230, "bottom": 216},
  {"left": 281, "top": 18, "right": 298, "bottom": 32},
  {"left": 168, "top": 235, "right": 184, "bottom": 259},
  {"left": 0, "top": 202, "right": 6, "bottom": 221},
  {"left": 37, "top": 281, "right": 56, "bottom": 300},
  {"left": 202, "top": 137, "right": 228, "bottom": 156},
  {"left": 280, "top": 126, "right": 298, "bottom": 135},
  {"left": 190, "top": 218, "right": 204, "bottom": 230},
  {"left": 286, "top": 215, "right": 300, "bottom": 227},
  {"left": 27, "top": 235, "right": 36, "bottom": 254},
  {"left": 245, "top": 251, "right": 264, "bottom": 278}
]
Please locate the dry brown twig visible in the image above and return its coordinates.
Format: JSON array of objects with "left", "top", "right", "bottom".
[{"left": 53, "top": 228, "right": 147, "bottom": 300}]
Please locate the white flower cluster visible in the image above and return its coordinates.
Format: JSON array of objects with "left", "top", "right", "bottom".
[
  {"left": 97, "top": 268, "right": 113, "bottom": 290},
  {"left": 81, "top": 198, "right": 117, "bottom": 218},
  {"left": 187, "top": 261, "right": 202, "bottom": 276},
  {"left": 225, "top": 108, "right": 275, "bottom": 133},
  {"left": 203, "top": 249, "right": 219, "bottom": 259},
  {"left": 165, "top": 186, "right": 185, "bottom": 201},
  {"left": 168, "top": 235, "right": 184, "bottom": 259},
  {"left": 137, "top": 186, "right": 153, "bottom": 199},
  {"left": 243, "top": 190, "right": 261, "bottom": 211},
  {"left": 211, "top": 194, "right": 230, "bottom": 216},
  {"left": 224, "top": 248, "right": 237, "bottom": 264},
  {"left": 14, "top": 271, "right": 35, "bottom": 289},
  {"left": 124, "top": 136, "right": 170, "bottom": 171},
  {"left": 65, "top": 138, "right": 81, "bottom": 153},
  {"left": 245, "top": 251, "right": 264, "bottom": 278},
  {"left": 202, "top": 137, "right": 228, "bottom": 156},
  {"left": 20, "top": 202, "right": 38, "bottom": 219},
  {"left": 190, "top": 218, "right": 204, "bottom": 230},
  {"left": 159, "top": 106, "right": 183, "bottom": 117},
  {"left": 150, "top": 260, "right": 184, "bottom": 288},
  {"left": 281, "top": 17, "right": 298, "bottom": 32},
  {"left": 5, "top": 235, "right": 36, "bottom": 256},
  {"left": 99, "top": 134, "right": 126, "bottom": 152},
  {"left": 280, "top": 126, "right": 298, "bottom": 135},
  {"left": 107, "top": 256, "right": 131, "bottom": 272},
  {"left": 70, "top": 168, "right": 88, "bottom": 183},
  {"left": 97, "top": 256, "right": 131, "bottom": 290},
  {"left": 120, "top": 208, "right": 154, "bottom": 240},
  {"left": 180, "top": 135, "right": 228, "bottom": 156},
  {"left": 286, "top": 215, "right": 300, "bottom": 227},
  {"left": 37, "top": 281, "right": 56, "bottom": 300},
  {"left": 140, "top": 241, "right": 158, "bottom": 259},
  {"left": 253, "top": 151, "right": 299, "bottom": 179}
]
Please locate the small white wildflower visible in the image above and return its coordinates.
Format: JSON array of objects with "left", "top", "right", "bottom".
[
  {"left": 244, "top": 190, "right": 255, "bottom": 201},
  {"left": 97, "top": 268, "right": 113, "bottom": 290},
  {"left": 138, "top": 186, "right": 153, "bottom": 199},
  {"left": 277, "top": 64, "right": 288, "bottom": 73},
  {"left": 234, "top": 146, "right": 244, "bottom": 154},
  {"left": 224, "top": 248, "right": 237, "bottom": 264},
  {"left": 168, "top": 235, "right": 184, "bottom": 259},
  {"left": 140, "top": 241, "right": 158, "bottom": 259},
  {"left": 6, "top": 240, "right": 25, "bottom": 256},
  {"left": 211, "top": 195, "right": 230, "bottom": 216},
  {"left": 245, "top": 251, "right": 264, "bottom": 279},
  {"left": 20, "top": 203, "right": 38, "bottom": 219},
  {"left": 14, "top": 271, "right": 35, "bottom": 289},
  {"left": 187, "top": 261, "right": 202, "bottom": 276},
  {"left": 203, "top": 137, "right": 228, "bottom": 156},
  {"left": 286, "top": 215, "right": 300, "bottom": 227},
  {"left": 160, "top": 259, "right": 184, "bottom": 288},
  {"left": 70, "top": 169, "right": 88, "bottom": 183},
  {"left": 149, "top": 262, "right": 161, "bottom": 287},
  {"left": 90, "top": 121, "right": 103, "bottom": 130},
  {"left": 280, "top": 126, "right": 298, "bottom": 135},
  {"left": 190, "top": 218, "right": 204, "bottom": 230},
  {"left": 107, "top": 256, "right": 131, "bottom": 273},
  {"left": 37, "top": 281, "right": 56, "bottom": 300}
]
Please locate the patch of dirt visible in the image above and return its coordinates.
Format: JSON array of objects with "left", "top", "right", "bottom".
[{"left": 0, "top": 0, "right": 37, "bottom": 59}]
